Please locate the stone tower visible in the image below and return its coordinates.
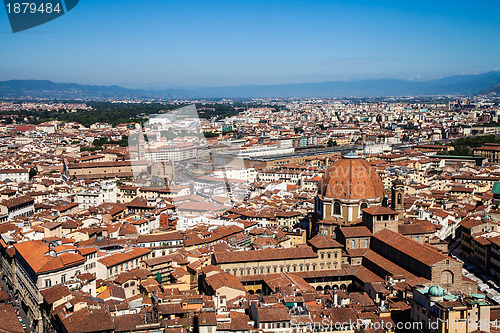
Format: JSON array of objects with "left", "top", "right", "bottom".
[
  {"left": 391, "top": 177, "right": 405, "bottom": 219},
  {"left": 137, "top": 126, "right": 146, "bottom": 161}
]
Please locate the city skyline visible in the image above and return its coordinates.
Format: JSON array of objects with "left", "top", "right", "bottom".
[{"left": 1, "top": 0, "right": 500, "bottom": 88}]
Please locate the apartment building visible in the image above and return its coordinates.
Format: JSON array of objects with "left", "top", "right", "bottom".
[{"left": 13, "top": 240, "right": 87, "bottom": 332}]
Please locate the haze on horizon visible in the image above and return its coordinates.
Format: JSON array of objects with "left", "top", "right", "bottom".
[{"left": 1, "top": 0, "right": 499, "bottom": 89}]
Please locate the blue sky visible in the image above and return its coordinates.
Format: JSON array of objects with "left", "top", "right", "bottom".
[{"left": 1, "top": 0, "right": 500, "bottom": 88}]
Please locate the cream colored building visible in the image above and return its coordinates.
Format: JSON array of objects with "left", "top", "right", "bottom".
[{"left": 212, "top": 235, "right": 342, "bottom": 278}]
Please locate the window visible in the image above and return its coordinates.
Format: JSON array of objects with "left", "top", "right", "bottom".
[
  {"left": 333, "top": 202, "right": 341, "bottom": 215},
  {"left": 327, "top": 252, "right": 331, "bottom": 259},
  {"left": 364, "top": 239, "right": 368, "bottom": 248},
  {"left": 61, "top": 275, "right": 66, "bottom": 283},
  {"left": 351, "top": 240, "right": 355, "bottom": 248},
  {"left": 441, "top": 270, "right": 454, "bottom": 284},
  {"left": 45, "top": 279, "right": 51, "bottom": 287}
]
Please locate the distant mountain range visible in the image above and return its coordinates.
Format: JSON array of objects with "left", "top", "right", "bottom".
[
  {"left": 2, "top": 71, "right": 500, "bottom": 99},
  {"left": 480, "top": 83, "right": 500, "bottom": 96}
]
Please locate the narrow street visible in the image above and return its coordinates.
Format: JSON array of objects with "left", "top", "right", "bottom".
[{"left": 0, "top": 274, "right": 34, "bottom": 332}]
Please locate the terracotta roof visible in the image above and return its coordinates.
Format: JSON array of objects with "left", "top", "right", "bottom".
[
  {"left": 113, "top": 268, "right": 152, "bottom": 285},
  {"left": 398, "top": 220, "right": 437, "bottom": 235},
  {"left": 257, "top": 305, "right": 290, "bottom": 322},
  {"left": 14, "top": 240, "right": 85, "bottom": 274},
  {"left": 0, "top": 304, "right": 24, "bottom": 333},
  {"left": 40, "top": 285, "right": 71, "bottom": 305},
  {"left": 252, "top": 236, "right": 278, "bottom": 247},
  {"left": 307, "top": 235, "right": 343, "bottom": 249},
  {"left": 60, "top": 308, "right": 115, "bottom": 333},
  {"left": 205, "top": 271, "right": 247, "bottom": 293},
  {"left": 213, "top": 247, "right": 317, "bottom": 264},
  {"left": 362, "top": 205, "right": 398, "bottom": 216},
  {"left": 137, "top": 231, "right": 183, "bottom": 243},
  {"left": 319, "top": 156, "right": 384, "bottom": 200},
  {"left": 97, "top": 247, "right": 150, "bottom": 268},
  {"left": 373, "top": 229, "right": 453, "bottom": 266},
  {"left": 112, "top": 314, "right": 145, "bottom": 332},
  {"left": 0, "top": 195, "right": 34, "bottom": 208},
  {"left": 340, "top": 226, "right": 372, "bottom": 238}
]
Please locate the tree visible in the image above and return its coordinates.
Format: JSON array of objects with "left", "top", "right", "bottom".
[
  {"left": 327, "top": 139, "right": 337, "bottom": 147},
  {"left": 29, "top": 168, "right": 37, "bottom": 180},
  {"left": 203, "top": 131, "right": 219, "bottom": 138},
  {"left": 294, "top": 127, "right": 304, "bottom": 134}
]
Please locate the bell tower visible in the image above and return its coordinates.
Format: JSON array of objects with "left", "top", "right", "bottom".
[
  {"left": 391, "top": 177, "right": 405, "bottom": 219},
  {"left": 137, "top": 126, "right": 146, "bottom": 161}
]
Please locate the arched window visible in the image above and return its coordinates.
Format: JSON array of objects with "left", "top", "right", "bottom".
[
  {"left": 397, "top": 193, "right": 402, "bottom": 205},
  {"left": 333, "top": 201, "right": 341, "bottom": 215},
  {"left": 360, "top": 202, "right": 368, "bottom": 211},
  {"left": 441, "top": 270, "right": 454, "bottom": 284}
]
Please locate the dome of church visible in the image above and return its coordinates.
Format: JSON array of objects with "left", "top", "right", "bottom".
[
  {"left": 428, "top": 285, "right": 445, "bottom": 297},
  {"left": 319, "top": 153, "right": 385, "bottom": 201}
]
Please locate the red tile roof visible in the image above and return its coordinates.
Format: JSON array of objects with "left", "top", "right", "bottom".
[
  {"left": 97, "top": 247, "right": 150, "bottom": 268},
  {"left": 14, "top": 240, "right": 85, "bottom": 274},
  {"left": 213, "top": 247, "right": 317, "bottom": 264}
]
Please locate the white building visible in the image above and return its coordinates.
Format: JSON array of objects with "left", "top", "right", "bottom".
[{"left": 0, "top": 169, "right": 29, "bottom": 183}]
